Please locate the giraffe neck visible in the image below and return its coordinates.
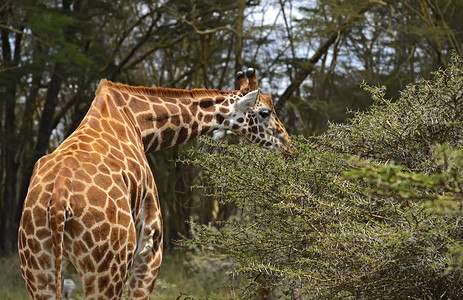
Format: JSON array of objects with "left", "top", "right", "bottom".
[
  {"left": 136, "top": 93, "right": 235, "bottom": 152},
  {"left": 87, "top": 81, "right": 237, "bottom": 153}
]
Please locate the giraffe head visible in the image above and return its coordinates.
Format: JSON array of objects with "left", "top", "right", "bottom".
[{"left": 225, "top": 67, "right": 296, "bottom": 155}]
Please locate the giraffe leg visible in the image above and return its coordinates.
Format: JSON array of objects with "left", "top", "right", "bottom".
[
  {"left": 79, "top": 252, "right": 129, "bottom": 300},
  {"left": 127, "top": 236, "right": 163, "bottom": 298},
  {"left": 76, "top": 223, "right": 137, "bottom": 300},
  {"left": 127, "top": 209, "right": 163, "bottom": 299},
  {"left": 18, "top": 208, "right": 57, "bottom": 300}
]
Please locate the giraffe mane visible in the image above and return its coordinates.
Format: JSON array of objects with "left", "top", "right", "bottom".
[{"left": 96, "top": 79, "right": 231, "bottom": 99}]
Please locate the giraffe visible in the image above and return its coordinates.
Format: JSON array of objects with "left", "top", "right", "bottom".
[{"left": 18, "top": 67, "right": 296, "bottom": 299}]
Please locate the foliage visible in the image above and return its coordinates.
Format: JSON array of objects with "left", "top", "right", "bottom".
[
  {"left": 323, "top": 53, "right": 463, "bottom": 170},
  {"left": 179, "top": 57, "right": 463, "bottom": 299}
]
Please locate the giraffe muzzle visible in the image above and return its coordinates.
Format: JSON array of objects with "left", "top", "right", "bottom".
[{"left": 282, "top": 143, "right": 298, "bottom": 157}]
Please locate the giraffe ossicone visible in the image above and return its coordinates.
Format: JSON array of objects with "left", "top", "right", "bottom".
[{"left": 18, "top": 67, "right": 295, "bottom": 299}]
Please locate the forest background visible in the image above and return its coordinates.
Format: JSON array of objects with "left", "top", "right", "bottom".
[{"left": 1, "top": 0, "right": 463, "bottom": 298}]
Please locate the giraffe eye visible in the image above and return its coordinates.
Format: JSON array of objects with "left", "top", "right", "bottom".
[{"left": 258, "top": 108, "right": 271, "bottom": 119}]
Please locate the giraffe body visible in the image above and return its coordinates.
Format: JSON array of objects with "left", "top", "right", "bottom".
[{"left": 18, "top": 68, "right": 295, "bottom": 299}]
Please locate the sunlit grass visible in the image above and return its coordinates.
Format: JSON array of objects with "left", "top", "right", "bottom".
[{"left": 0, "top": 250, "right": 231, "bottom": 299}]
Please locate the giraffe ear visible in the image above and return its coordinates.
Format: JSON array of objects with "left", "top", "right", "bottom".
[{"left": 237, "top": 89, "right": 259, "bottom": 111}]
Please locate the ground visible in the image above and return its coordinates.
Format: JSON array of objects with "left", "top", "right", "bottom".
[{"left": 0, "top": 250, "right": 230, "bottom": 300}]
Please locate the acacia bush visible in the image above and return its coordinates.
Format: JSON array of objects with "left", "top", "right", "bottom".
[
  {"left": 323, "top": 54, "right": 463, "bottom": 170},
  {"left": 180, "top": 56, "right": 463, "bottom": 299}
]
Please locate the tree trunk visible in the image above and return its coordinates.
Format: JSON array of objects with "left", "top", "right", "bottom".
[
  {"left": 33, "top": 65, "right": 63, "bottom": 160},
  {"left": 235, "top": 0, "right": 245, "bottom": 73},
  {"left": 0, "top": 10, "right": 21, "bottom": 254}
]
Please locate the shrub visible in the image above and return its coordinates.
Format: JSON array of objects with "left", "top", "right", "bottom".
[
  {"left": 180, "top": 55, "right": 463, "bottom": 299},
  {"left": 323, "top": 54, "right": 463, "bottom": 171}
]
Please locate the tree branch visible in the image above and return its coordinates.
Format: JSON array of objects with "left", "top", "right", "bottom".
[
  {"left": 164, "top": 5, "right": 239, "bottom": 36},
  {"left": 275, "top": 0, "right": 386, "bottom": 112}
]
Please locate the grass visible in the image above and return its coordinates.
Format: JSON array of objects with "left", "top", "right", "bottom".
[
  {"left": 0, "top": 250, "right": 231, "bottom": 299},
  {"left": 0, "top": 255, "right": 29, "bottom": 300}
]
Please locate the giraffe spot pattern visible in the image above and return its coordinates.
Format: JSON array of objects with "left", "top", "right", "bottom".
[{"left": 18, "top": 79, "right": 293, "bottom": 299}]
